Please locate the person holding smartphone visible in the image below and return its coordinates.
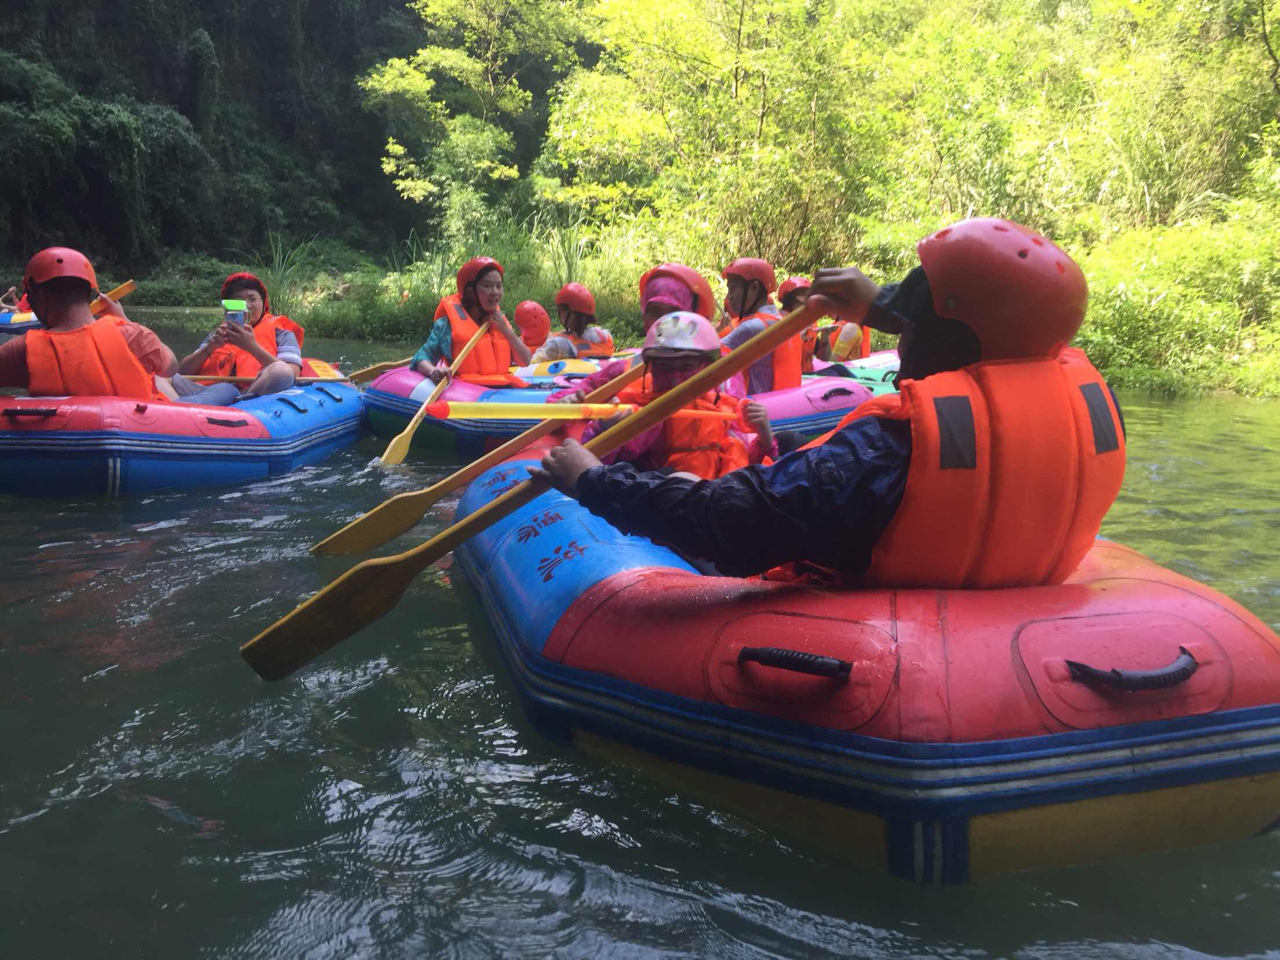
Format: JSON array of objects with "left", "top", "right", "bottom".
[{"left": 176, "top": 272, "right": 304, "bottom": 398}]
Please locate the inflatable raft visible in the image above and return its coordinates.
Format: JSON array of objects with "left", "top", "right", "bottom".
[
  {"left": 0, "top": 309, "right": 41, "bottom": 335},
  {"left": 363, "top": 362, "right": 876, "bottom": 458},
  {"left": 453, "top": 437, "right": 1280, "bottom": 883},
  {"left": 0, "top": 381, "right": 363, "bottom": 497}
]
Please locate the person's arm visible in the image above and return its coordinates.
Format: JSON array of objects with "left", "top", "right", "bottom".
[
  {"left": 178, "top": 328, "right": 226, "bottom": 374},
  {"left": 274, "top": 329, "right": 303, "bottom": 376},
  {"left": 221, "top": 321, "right": 278, "bottom": 370},
  {"left": 548, "top": 358, "right": 628, "bottom": 403},
  {"left": 0, "top": 337, "right": 29, "bottom": 388},
  {"left": 119, "top": 322, "right": 179, "bottom": 377},
  {"left": 738, "top": 399, "right": 775, "bottom": 461},
  {"left": 0, "top": 287, "right": 18, "bottom": 310},
  {"left": 411, "top": 318, "right": 453, "bottom": 380},
  {"left": 491, "top": 309, "right": 532, "bottom": 366},
  {"left": 532, "top": 416, "right": 911, "bottom": 577}
]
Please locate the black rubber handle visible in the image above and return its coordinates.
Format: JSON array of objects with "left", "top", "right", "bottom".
[
  {"left": 821, "top": 387, "right": 855, "bottom": 401},
  {"left": 738, "top": 646, "right": 852, "bottom": 680},
  {"left": 1066, "top": 646, "right": 1198, "bottom": 691},
  {"left": 315, "top": 386, "right": 345, "bottom": 402},
  {"left": 274, "top": 396, "right": 308, "bottom": 413},
  {"left": 205, "top": 417, "right": 250, "bottom": 428},
  {"left": 3, "top": 407, "right": 57, "bottom": 418}
]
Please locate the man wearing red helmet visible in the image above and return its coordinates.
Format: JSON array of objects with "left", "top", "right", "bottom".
[
  {"left": 410, "top": 257, "right": 531, "bottom": 387},
  {"left": 532, "top": 282, "right": 615, "bottom": 362},
  {"left": 534, "top": 219, "right": 1127, "bottom": 588},
  {"left": 0, "top": 247, "right": 235, "bottom": 404},
  {"left": 720, "top": 258, "right": 804, "bottom": 394}
]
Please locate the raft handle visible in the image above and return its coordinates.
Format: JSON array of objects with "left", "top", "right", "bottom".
[
  {"left": 275, "top": 396, "right": 309, "bottom": 414},
  {"left": 821, "top": 387, "right": 856, "bottom": 401},
  {"left": 1066, "top": 646, "right": 1199, "bottom": 691},
  {"left": 738, "top": 646, "right": 852, "bottom": 681},
  {"left": 206, "top": 417, "right": 251, "bottom": 428},
  {"left": 315, "top": 386, "right": 345, "bottom": 403},
  {"left": 3, "top": 407, "right": 58, "bottom": 418}
]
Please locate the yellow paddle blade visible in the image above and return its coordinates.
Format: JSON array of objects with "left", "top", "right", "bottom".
[
  {"left": 310, "top": 362, "right": 649, "bottom": 557},
  {"left": 379, "top": 321, "right": 493, "bottom": 467}
]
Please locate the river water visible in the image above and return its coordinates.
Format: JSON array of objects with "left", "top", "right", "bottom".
[{"left": 3, "top": 332, "right": 1279, "bottom": 958}]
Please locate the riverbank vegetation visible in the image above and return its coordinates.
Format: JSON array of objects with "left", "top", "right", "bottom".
[{"left": 3, "top": 0, "right": 1280, "bottom": 394}]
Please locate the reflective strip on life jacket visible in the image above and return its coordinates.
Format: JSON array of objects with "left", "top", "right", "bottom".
[
  {"left": 198, "top": 314, "right": 304, "bottom": 379},
  {"left": 437, "top": 294, "right": 526, "bottom": 387},
  {"left": 26, "top": 317, "right": 166, "bottom": 401},
  {"left": 813, "top": 347, "right": 1124, "bottom": 589}
]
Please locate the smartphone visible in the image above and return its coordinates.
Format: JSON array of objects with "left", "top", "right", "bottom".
[{"left": 221, "top": 298, "right": 247, "bottom": 326}]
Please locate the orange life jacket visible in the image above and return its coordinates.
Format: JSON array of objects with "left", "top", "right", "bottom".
[
  {"left": 562, "top": 328, "right": 615, "bottom": 359},
  {"left": 749, "top": 309, "right": 802, "bottom": 391},
  {"left": 717, "top": 315, "right": 741, "bottom": 338},
  {"left": 198, "top": 314, "right": 305, "bottom": 379},
  {"left": 618, "top": 385, "right": 751, "bottom": 480},
  {"left": 435, "top": 294, "right": 525, "bottom": 387},
  {"left": 801, "top": 326, "right": 818, "bottom": 374},
  {"left": 26, "top": 317, "right": 167, "bottom": 401},
  {"left": 786, "top": 348, "right": 1125, "bottom": 588}
]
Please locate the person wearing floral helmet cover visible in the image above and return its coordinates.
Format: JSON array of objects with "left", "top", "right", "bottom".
[
  {"left": 534, "top": 218, "right": 1126, "bottom": 589},
  {"left": 575, "top": 312, "right": 776, "bottom": 481}
]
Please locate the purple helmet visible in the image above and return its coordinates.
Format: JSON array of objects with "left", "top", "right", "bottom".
[{"left": 642, "top": 311, "right": 721, "bottom": 361}]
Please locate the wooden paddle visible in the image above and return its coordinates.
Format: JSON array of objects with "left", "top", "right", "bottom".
[
  {"left": 190, "top": 375, "right": 350, "bottom": 384},
  {"left": 379, "top": 321, "right": 492, "bottom": 467},
  {"left": 347, "top": 355, "right": 414, "bottom": 385},
  {"left": 241, "top": 303, "right": 820, "bottom": 681},
  {"left": 90, "top": 280, "right": 138, "bottom": 316},
  {"left": 310, "top": 361, "right": 647, "bottom": 556}
]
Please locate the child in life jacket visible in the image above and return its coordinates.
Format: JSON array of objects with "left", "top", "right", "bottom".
[
  {"left": 580, "top": 312, "right": 775, "bottom": 480},
  {"left": 177, "top": 272, "right": 304, "bottom": 398},
  {"left": 532, "top": 283, "right": 615, "bottom": 362},
  {"left": 720, "top": 258, "right": 804, "bottom": 393},
  {"left": 0, "top": 247, "right": 236, "bottom": 405},
  {"left": 533, "top": 218, "right": 1127, "bottom": 588},
  {"left": 777, "top": 277, "right": 819, "bottom": 373},
  {"left": 411, "top": 257, "right": 531, "bottom": 387},
  {"left": 550, "top": 263, "right": 718, "bottom": 403}
]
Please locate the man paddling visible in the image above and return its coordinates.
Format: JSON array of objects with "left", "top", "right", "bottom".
[
  {"left": 0, "top": 247, "right": 236, "bottom": 405},
  {"left": 532, "top": 218, "right": 1128, "bottom": 588}
]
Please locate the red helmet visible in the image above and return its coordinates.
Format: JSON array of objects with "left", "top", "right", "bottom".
[
  {"left": 917, "top": 218, "right": 1087, "bottom": 360},
  {"left": 456, "top": 257, "right": 504, "bottom": 297},
  {"left": 222, "top": 271, "right": 270, "bottom": 314},
  {"left": 722, "top": 257, "right": 777, "bottom": 294},
  {"left": 23, "top": 247, "right": 97, "bottom": 293},
  {"left": 515, "top": 300, "right": 550, "bottom": 350},
  {"left": 637, "top": 263, "right": 716, "bottom": 321},
  {"left": 777, "top": 276, "right": 811, "bottom": 301},
  {"left": 555, "top": 282, "right": 595, "bottom": 315}
]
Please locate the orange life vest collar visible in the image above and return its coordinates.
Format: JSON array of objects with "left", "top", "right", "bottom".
[
  {"left": 619, "top": 385, "right": 750, "bottom": 479},
  {"left": 561, "top": 328, "right": 615, "bottom": 359},
  {"left": 26, "top": 317, "right": 167, "bottom": 401}
]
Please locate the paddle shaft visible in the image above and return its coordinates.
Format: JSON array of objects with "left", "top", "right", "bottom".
[
  {"left": 243, "top": 304, "right": 820, "bottom": 680},
  {"left": 90, "top": 281, "right": 137, "bottom": 316},
  {"left": 191, "top": 375, "right": 349, "bottom": 384},
  {"left": 379, "top": 321, "right": 492, "bottom": 466},
  {"left": 348, "top": 356, "right": 414, "bottom": 384},
  {"left": 310, "top": 361, "right": 648, "bottom": 556}
]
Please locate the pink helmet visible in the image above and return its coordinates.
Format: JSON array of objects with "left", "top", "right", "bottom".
[
  {"left": 722, "top": 257, "right": 777, "bottom": 294},
  {"left": 555, "top": 282, "right": 595, "bottom": 315},
  {"left": 777, "top": 276, "right": 811, "bottom": 301},
  {"left": 642, "top": 311, "right": 721, "bottom": 360},
  {"left": 917, "top": 218, "right": 1086, "bottom": 360}
]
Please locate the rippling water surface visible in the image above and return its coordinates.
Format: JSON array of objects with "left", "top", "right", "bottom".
[{"left": 3, "top": 336, "right": 1279, "bottom": 958}]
